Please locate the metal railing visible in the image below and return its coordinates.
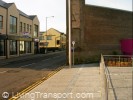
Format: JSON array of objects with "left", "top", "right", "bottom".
[
  {"left": 103, "top": 55, "right": 133, "bottom": 67},
  {"left": 100, "top": 54, "right": 110, "bottom": 100},
  {"left": 100, "top": 54, "right": 133, "bottom": 100}
]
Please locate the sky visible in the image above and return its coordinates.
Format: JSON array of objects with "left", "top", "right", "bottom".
[{"left": 3, "top": 0, "right": 132, "bottom": 33}]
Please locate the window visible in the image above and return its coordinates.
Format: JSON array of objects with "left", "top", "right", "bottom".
[
  {"left": 19, "top": 22, "right": 22, "bottom": 32},
  {"left": 27, "top": 24, "right": 29, "bottom": 32},
  {"left": 0, "top": 15, "right": 3, "bottom": 29},
  {"left": 20, "top": 41, "right": 25, "bottom": 54},
  {"left": 34, "top": 24, "right": 38, "bottom": 37},
  {"left": 23, "top": 23, "right": 26, "bottom": 32},
  {"left": 57, "top": 40, "right": 60, "bottom": 45},
  {"left": 9, "top": 40, "right": 17, "bottom": 55},
  {"left": 29, "top": 25, "right": 32, "bottom": 34},
  {"left": 0, "top": 40, "right": 5, "bottom": 56},
  {"left": 47, "top": 36, "right": 52, "bottom": 40},
  {"left": 10, "top": 16, "right": 17, "bottom": 33},
  {"left": 20, "top": 41, "right": 31, "bottom": 54},
  {"left": 26, "top": 41, "right": 31, "bottom": 53},
  {"left": 39, "top": 36, "right": 44, "bottom": 40}
]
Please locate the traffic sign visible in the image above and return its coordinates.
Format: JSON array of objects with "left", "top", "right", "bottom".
[{"left": 72, "top": 41, "right": 75, "bottom": 45}]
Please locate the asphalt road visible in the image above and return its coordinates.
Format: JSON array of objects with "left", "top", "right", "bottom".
[{"left": 0, "top": 51, "right": 66, "bottom": 99}]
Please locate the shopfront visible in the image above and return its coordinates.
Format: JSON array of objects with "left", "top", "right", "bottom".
[
  {"left": 34, "top": 38, "right": 39, "bottom": 54},
  {"left": 19, "top": 36, "right": 32, "bottom": 55},
  {"left": 20, "top": 41, "right": 31, "bottom": 54},
  {"left": 0, "top": 35, "right": 6, "bottom": 56}
]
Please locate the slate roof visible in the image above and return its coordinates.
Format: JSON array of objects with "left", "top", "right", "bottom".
[
  {"left": 0, "top": 0, "right": 13, "bottom": 8},
  {"left": 29, "top": 15, "right": 36, "bottom": 20},
  {"left": 18, "top": 9, "right": 29, "bottom": 18},
  {"left": 0, "top": 0, "right": 38, "bottom": 20}
]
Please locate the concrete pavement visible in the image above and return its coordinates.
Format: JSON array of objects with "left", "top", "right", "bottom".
[
  {"left": 15, "top": 64, "right": 102, "bottom": 100},
  {"left": 108, "top": 67, "right": 132, "bottom": 100}
]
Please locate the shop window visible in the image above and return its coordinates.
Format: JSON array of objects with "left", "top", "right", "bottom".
[
  {"left": 26, "top": 41, "right": 31, "bottom": 53},
  {"left": 20, "top": 41, "right": 25, "bottom": 54},
  {"left": 10, "top": 40, "right": 17, "bottom": 55},
  {"left": 10, "top": 16, "right": 17, "bottom": 33},
  {"left": 0, "top": 40, "right": 5, "bottom": 56},
  {"left": 20, "top": 41, "right": 31, "bottom": 54},
  {"left": 0, "top": 15, "right": 3, "bottom": 29}
]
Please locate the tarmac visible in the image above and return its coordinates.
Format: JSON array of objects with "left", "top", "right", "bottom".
[{"left": 14, "top": 63, "right": 102, "bottom": 100}]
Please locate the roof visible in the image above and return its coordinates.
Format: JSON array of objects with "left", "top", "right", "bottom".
[
  {"left": 29, "top": 15, "right": 36, "bottom": 20},
  {"left": 0, "top": 0, "right": 38, "bottom": 20},
  {"left": 49, "top": 28, "right": 65, "bottom": 34},
  {"left": 0, "top": 0, "right": 13, "bottom": 8},
  {"left": 18, "top": 9, "right": 29, "bottom": 18}
]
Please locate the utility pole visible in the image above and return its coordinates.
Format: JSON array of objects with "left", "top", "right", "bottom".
[{"left": 68, "top": 0, "right": 72, "bottom": 68}]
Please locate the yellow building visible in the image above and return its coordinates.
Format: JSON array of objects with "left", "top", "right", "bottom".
[
  {"left": 39, "top": 28, "right": 66, "bottom": 53},
  {"left": 0, "top": 0, "right": 39, "bottom": 59}
]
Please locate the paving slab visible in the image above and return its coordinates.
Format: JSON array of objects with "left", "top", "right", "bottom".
[
  {"left": 17, "top": 64, "right": 102, "bottom": 100},
  {"left": 108, "top": 67, "right": 132, "bottom": 100}
]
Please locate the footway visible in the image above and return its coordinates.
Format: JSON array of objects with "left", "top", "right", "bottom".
[{"left": 16, "top": 64, "right": 102, "bottom": 100}]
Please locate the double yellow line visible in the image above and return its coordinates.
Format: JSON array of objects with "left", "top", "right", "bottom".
[{"left": 9, "top": 66, "right": 64, "bottom": 100}]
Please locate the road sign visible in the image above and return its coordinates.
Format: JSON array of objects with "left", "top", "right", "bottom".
[{"left": 72, "top": 41, "right": 75, "bottom": 45}]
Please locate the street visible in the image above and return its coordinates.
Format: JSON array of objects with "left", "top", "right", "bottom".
[{"left": 0, "top": 51, "right": 66, "bottom": 99}]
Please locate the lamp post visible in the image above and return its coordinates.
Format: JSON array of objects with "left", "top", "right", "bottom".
[
  {"left": 68, "top": 0, "right": 72, "bottom": 68},
  {"left": 45, "top": 16, "right": 54, "bottom": 53}
]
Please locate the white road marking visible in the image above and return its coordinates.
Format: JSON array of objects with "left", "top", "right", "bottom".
[
  {"left": 20, "top": 63, "right": 35, "bottom": 68},
  {"left": 42, "top": 55, "right": 63, "bottom": 62},
  {"left": 42, "top": 58, "right": 51, "bottom": 61}
]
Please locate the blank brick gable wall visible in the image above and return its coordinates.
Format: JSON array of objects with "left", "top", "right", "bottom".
[{"left": 70, "top": 0, "right": 132, "bottom": 63}]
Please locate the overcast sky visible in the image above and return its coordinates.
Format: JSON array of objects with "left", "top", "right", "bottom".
[{"left": 3, "top": 0, "right": 132, "bottom": 33}]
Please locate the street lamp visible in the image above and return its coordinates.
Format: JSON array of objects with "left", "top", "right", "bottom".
[
  {"left": 45, "top": 16, "right": 54, "bottom": 53},
  {"left": 68, "top": 0, "right": 72, "bottom": 68}
]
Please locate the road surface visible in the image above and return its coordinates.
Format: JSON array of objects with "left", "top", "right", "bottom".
[{"left": 0, "top": 51, "right": 66, "bottom": 99}]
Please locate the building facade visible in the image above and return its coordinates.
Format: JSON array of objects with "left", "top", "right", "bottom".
[
  {"left": 66, "top": 0, "right": 132, "bottom": 63},
  {"left": 39, "top": 28, "right": 66, "bottom": 53},
  {"left": 0, "top": 0, "right": 39, "bottom": 59}
]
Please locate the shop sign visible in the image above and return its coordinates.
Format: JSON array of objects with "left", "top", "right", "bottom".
[{"left": 34, "top": 38, "right": 39, "bottom": 42}]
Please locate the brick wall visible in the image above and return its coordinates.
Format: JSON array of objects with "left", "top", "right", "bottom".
[
  {"left": 67, "top": 0, "right": 132, "bottom": 64},
  {"left": 73, "top": 4, "right": 132, "bottom": 63}
]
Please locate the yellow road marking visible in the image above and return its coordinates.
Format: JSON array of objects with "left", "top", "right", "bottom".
[{"left": 9, "top": 66, "right": 64, "bottom": 100}]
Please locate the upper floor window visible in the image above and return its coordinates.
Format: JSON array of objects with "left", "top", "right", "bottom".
[
  {"left": 19, "top": 22, "right": 22, "bottom": 32},
  {"left": 39, "top": 36, "right": 44, "bottom": 40},
  {"left": 0, "top": 15, "right": 3, "bottom": 29},
  {"left": 10, "top": 16, "right": 17, "bottom": 33},
  {"left": 27, "top": 24, "right": 29, "bottom": 32},
  {"left": 47, "top": 36, "right": 52, "bottom": 40},
  {"left": 29, "top": 25, "right": 32, "bottom": 34},
  {"left": 34, "top": 24, "right": 38, "bottom": 37},
  {"left": 23, "top": 23, "right": 26, "bottom": 32}
]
